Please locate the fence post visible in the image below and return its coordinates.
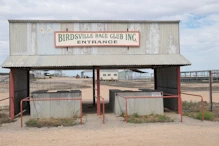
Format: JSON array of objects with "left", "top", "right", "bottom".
[{"left": 209, "top": 71, "right": 212, "bottom": 112}]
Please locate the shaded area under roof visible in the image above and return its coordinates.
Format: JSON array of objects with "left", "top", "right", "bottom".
[{"left": 1, "top": 54, "right": 191, "bottom": 69}]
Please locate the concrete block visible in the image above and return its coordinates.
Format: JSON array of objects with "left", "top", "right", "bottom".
[
  {"left": 30, "top": 90, "right": 81, "bottom": 118},
  {"left": 111, "top": 90, "right": 164, "bottom": 116}
]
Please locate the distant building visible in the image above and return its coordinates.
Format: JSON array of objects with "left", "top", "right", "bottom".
[
  {"left": 99, "top": 70, "right": 118, "bottom": 81},
  {"left": 81, "top": 70, "right": 118, "bottom": 81},
  {"left": 118, "top": 69, "right": 148, "bottom": 80},
  {"left": 119, "top": 70, "right": 134, "bottom": 80}
]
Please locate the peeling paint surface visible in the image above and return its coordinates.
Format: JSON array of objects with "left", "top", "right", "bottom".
[
  {"left": 146, "top": 23, "right": 160, "bottom": 54},
  {"left": 168, "top": 34, "right": 177, "bottom": 54},
  {"left": 8, "top": 21, "right": 182, "bottom": 59}
]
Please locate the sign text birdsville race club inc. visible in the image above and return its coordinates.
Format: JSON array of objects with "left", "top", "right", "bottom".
[{"left": 54, "top": 31, "right": 140, "bottom": 47}]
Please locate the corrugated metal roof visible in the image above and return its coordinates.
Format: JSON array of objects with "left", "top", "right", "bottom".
[
  {"left": 1, "top": 54, "right": 191, "bottom": 69},
  {"left": 82, "top": 70, "right": 118, "bottom": 73},
  {"left": 8, "top": 20, "right": 180, "bottom": 23},
  {"left": 130, "top": 69, "right": 147, "bottom": 73}
]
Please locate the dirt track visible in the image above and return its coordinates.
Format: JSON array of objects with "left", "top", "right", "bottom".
[
  {"left": 1, "top": 77, "right": 219, "bottom": 145},
  {"left": 0, "top": 115, "right": 219, "bottom": 146},
  {"left": 1, "top": 78, "right": 219, "bottom": 106}
]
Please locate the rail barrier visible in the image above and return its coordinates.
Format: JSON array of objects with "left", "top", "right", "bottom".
[
  {"left": 20, "top": 97, "right": 82, "bottom": 128},
  {"left": 0, "top": 77, "right": 9, "bottom": 83},
  {"left": 0, "top": 97, "right": 9, "bottom": 102},
  {"left": 181, "top": 92, "right": 204, "bottom": 121},
  {"left": 116, "top": 93, "right": 182, "bottom": 123},
  {"left": 95, "top": 95, "right": 105, "bottom": 124}
]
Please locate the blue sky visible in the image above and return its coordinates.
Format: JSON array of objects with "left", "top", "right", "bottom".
[{"left": 0, "top": 0, "right": 219, "bottom": 75}]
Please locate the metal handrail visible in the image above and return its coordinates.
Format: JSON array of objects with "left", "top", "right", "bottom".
[
  {"left": 181, "top": 92, "right": 204, "bottom": 121},
  {"left": 116, "top": 93, "right": 182, "bottom": 123},
  {"left": 20, "top": 97, "right": 83, "bottom": 127},
  {"left": 100, "top": 96, "right": 105, "bottom": 124},
  {"left": 95, "top": 95, "right": 105, "bottom": 124}
]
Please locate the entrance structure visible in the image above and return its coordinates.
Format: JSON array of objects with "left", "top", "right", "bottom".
[{"left": 1, "top": 20, "right": 191, "bottom": 119}]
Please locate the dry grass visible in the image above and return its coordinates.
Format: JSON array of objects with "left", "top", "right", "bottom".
[
  {"left": 182, "top": 101, "right": 219, "bottom": 121},
  {"left": 126, "top": 113, "right": 174, "bottom": 123},
  {"left": 25, "top": 118, "right": 79, "bottom": 128},
  {"left": 0, "top": 113, "right": 14, "bottom": 125}
]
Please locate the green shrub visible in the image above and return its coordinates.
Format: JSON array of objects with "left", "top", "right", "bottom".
[
  {"left": 26, "top": 119, "right": 40, "bottom": 127},
  {"left": 196, "top": 111, "right": 214, "bottom": 121},
  {"left": 157, "top": 115, "right": 167, "bottom": 121},
  {"left": 128, "top": 114, "right": 173, "bottom": 123},
  {"left": 132, "top": 113, "right": 139, "bottom": 118},
  {"left": 25, "top": 118, "right": 78, "bottom": 128},
  {"left": 182, "top": 101, "right": 202, "bottom": 111}
]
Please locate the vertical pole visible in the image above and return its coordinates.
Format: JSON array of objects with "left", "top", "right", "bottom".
[
  {"left": 102, "top": 98, "right": 105, "bottom": 124},
  {"left": 209, "top": 71, "right": 213, "bottom": 112},
  {"left": 93, "top": 67, "right": 96, "bottom": 106},
  {"left": 176, "top": 67, "right": 181, "bottom": 115},
  {"left": 20, "top": 100, "right": 23, "bottom": 127},
  {"left": 196, "top": 72, "right": 197, "bottom": 82},
  {"left": 26, "top": 70, "right": 30, "bottom": 114},
  {"left": 154, "top": 69, "right": 157, "bottom": 90},
  {"left": 80, "top": 99, "right": 82, "bottom": 125},
  {"left": 9, "top": 68, "right": 15, "bottom": 120},
  {"left": 96, "top": 67, "right": 100, "bottom": 115},
  {"left": 190, "top": 72, "right": 191, "bottom": 82},
  {"left": 125, "top": 98, "right": 128, "bottom": 123}
]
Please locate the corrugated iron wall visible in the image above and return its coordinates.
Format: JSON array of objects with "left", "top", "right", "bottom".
[
  {"left": 155, "top": 66, "right": 178, "bottom": 110},
  {"left": 10, "top": 22, "right": 179, "bottom": 56},
  {"left": 13, "top": 69, "right": 29, "bottom": 115}
]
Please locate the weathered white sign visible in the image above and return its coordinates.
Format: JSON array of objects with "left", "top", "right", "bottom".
[{"left": 54, "top": 31, "right": 140, "bottom": 47}]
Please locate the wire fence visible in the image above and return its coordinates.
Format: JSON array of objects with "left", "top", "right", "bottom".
[{"left": 0, "top": 75, "right": 9, "bottom": 93}]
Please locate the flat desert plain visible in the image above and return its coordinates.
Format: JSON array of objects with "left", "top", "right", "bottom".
[{"left": 0, "top": 77, "right": 219, "bottom": 146}]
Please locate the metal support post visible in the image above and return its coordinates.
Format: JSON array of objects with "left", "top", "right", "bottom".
[
  {"left": 154, "top": 69, "right": 157, "bottom": 90},
  {"left": 93, "top": 67, "right": 96, "bottom": 106},
  {"left": 9, "top": 68, "right": 15, "bottom": 119},
  {"left": 177, "top": 67, "right": 182, "bottom": 115},
  {"left": 209, "top": 71, "right": 213, "bottom": 112},
  {"left": 96, "top": 67, "right": 100, "bottom": 115},
  {"left": 26, "top": 70, "right": 30, "bottom": 114}
]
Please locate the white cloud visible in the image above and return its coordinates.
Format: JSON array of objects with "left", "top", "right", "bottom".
[{"left": 0, "top": 0, "right": 219, "bottom": 73}]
